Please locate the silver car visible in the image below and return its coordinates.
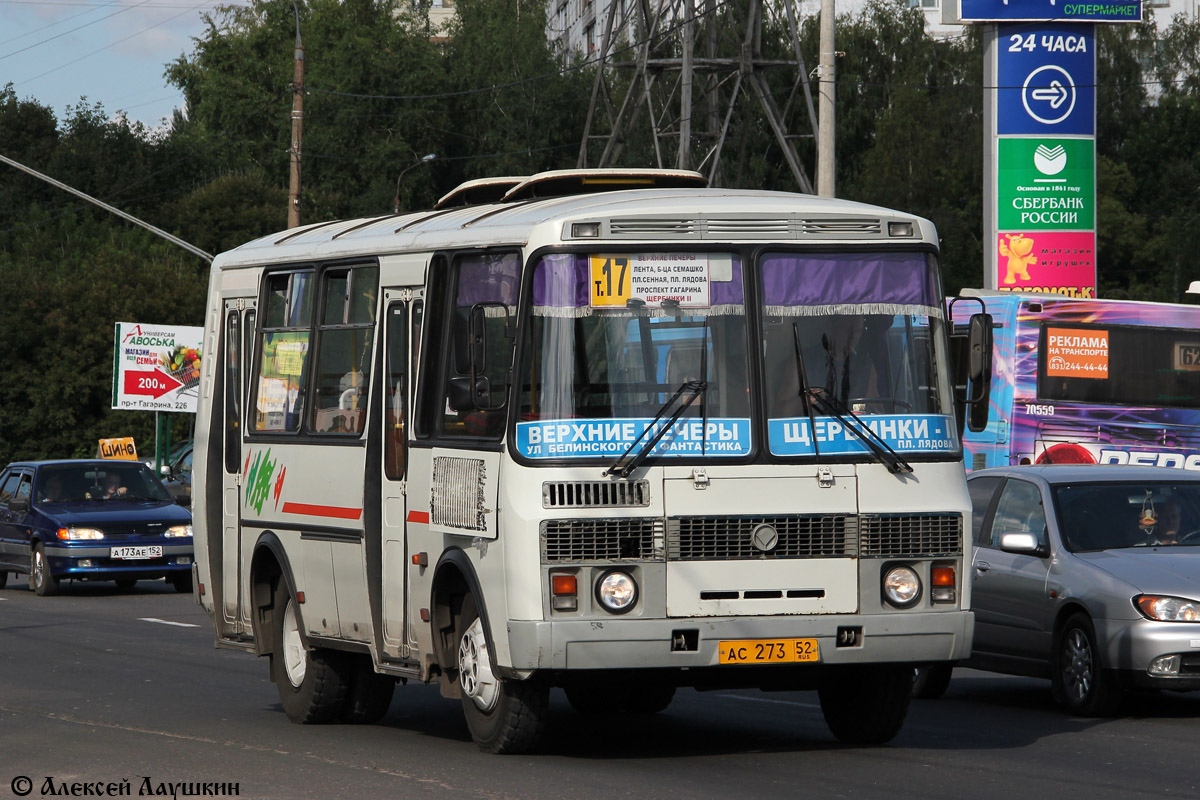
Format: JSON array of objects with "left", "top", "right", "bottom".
[{"left": 917, "top": 464, "right": 1200, "bottom": 714}]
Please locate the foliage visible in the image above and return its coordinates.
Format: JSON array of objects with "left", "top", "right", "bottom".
[{"left": 2, "top": 1, "right": 1200, "bottom": 465}]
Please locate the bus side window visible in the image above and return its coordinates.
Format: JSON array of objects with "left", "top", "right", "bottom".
[
  {"left": 311, "top": 265, "right": 379, "bottom": 435},
  {"left": 385, "top": 302, "right": 408, "bottom": 479},
  {"left": 439, "top": 253, "right": 519, "bottom": 438},
  {"left": 254, "top": 270, "right": 314, "bottom": 433}
]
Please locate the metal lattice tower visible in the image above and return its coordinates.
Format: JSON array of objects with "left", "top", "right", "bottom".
[{"left": 577, "top": 0, "right": 819, "bottom": 192}]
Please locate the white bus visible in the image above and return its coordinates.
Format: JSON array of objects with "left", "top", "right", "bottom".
[{"left": 192, "top": 169, "right": 990, "bottom": 753}]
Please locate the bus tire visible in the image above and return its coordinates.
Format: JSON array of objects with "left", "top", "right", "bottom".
[
  {"left": 1052, "top": 613, "right": 1121, "bottom": 717},
  {"left": 31, "top": 543, "right": 59, "bottom": 596},
  {"left": 340, "top": 656, "right": 397, "bottom": 724},
  {"left": 270, "top": 582, "right": 348, "bottom": 724},
  {"left": 456, "top": 595, "right": 548, "bottom": 754},
  {"left": 818, "top": 665, "right": 912, "bottom": 745},
  {"left": 911, "top": 664, "right": 953, "bottom": 699}
]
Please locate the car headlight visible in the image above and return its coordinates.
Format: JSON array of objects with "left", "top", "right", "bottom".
[
  {"left": 595, "top": 570, "right": 638, "bottom": 614},
  {"left": 56, "top": 527, "right": 104, "bottom": 540},
  {"left": 883, "top": 565, "right": 922, "bottom": 608},
  {"left": 1135, "top": 595, "right": 1200, "bottom": 622},
  {"left": 165, "top": 525, "right": 193, "bottom": 538}
]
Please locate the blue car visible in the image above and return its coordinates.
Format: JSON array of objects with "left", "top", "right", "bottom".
[{"left": 0, "top": 459, "right": 194, "bottom": 595}]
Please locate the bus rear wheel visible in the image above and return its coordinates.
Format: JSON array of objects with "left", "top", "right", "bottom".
[
  {"left": 270, "top": 582, "right": 348, "bottom": 724},
  {"left": 818, "top": 665, "right": 912, "bottom": 744},
  {"left": 456, "top": 595, "right": 548, "bottom": 754}
]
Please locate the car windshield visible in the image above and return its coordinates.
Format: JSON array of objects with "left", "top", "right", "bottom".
[
  {"left": 1053, "top": 481, "right": 1200, "bottom": 551},
  {"left": 36, "top": 464, "right": 173, "bottom": 504}
]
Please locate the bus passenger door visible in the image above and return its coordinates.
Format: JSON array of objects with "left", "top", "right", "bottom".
[
  {"left": 219, "top": 298, "right": 256, "bottom": 635},
  {"left": 380, "top": 291, "right": 421, "bottom": 660}
]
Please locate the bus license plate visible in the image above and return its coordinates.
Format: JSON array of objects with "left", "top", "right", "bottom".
[
  {"left": 110, "top": 545, "right": 162, "bottom": 560},
  {"left": 718, "top": 638, "right": 819, "bottom": 664}
]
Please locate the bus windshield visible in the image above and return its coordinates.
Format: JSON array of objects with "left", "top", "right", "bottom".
[
  {"left": 516, "top": 252, "right": 751, "bottom": 460},
  {"left": 760, "top": 251, "right": 956, "bottom": 458},
  {"left": 516, "top": 249, "right": 956, "bottom": 462}
]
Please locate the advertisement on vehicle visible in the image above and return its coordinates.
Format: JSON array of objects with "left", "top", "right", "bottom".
[{"left": 111, "top": 322, "right": 204, "bottom": 413}]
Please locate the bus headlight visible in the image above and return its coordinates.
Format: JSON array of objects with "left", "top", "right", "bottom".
[
  {"left": 596, "top": 570, "right": 638, "bottom": 614},
  {"left": 882, "top": 565, "right": 922, "bottom": 608}
]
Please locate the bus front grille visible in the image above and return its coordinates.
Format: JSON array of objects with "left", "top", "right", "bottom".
[
  {"left": 541, "top": 518, "right": 665, "bottom": 563},
  {"left": 542, "top": 480, "right": 650, "bottom": 509},
  {"left": 667, "top": 515, "right": 852, "bottom": 560},
  {"left": 859, "top": 514, "right": 963, "bottom": 557}
]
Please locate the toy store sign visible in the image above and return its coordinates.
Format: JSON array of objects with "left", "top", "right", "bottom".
[{"left": 112, "top": 322, "right": 204, "bottom": 413}]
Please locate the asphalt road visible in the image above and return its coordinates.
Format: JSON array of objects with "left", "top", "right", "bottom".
[{"left": 2, "top": 581, "right": 1199, "bottom": 800}]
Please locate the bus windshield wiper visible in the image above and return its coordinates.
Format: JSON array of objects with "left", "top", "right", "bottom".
[
  {"left": 605, "top": 379, "right": 708, "bottom": 479},
  {"left": 805, "top": 388, "right": 913, "bottom": 475}
]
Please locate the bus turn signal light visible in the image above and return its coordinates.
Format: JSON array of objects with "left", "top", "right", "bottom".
[
  {"left": 551, "top": 573, "right": 578, "bottom": 612},
  {"left": 931, "top": 565, "right": 956, "bottom": 603}
]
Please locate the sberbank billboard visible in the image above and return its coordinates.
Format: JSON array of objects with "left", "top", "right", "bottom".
[{"left": 961, "top": 1, "right": 1141, "bottom": 297}]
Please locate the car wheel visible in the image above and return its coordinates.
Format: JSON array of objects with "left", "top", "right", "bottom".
[
  {"left": 911, "top": 664, "right": 954, "bottom": 699},
  {"left": 1052, "top": 613, "right": 1122, "bottom": 717},
  {"left": 0, "top": 571, "right": 8, "bottom": 589},
  {"left": 819, "top": 665, "right": 912, "bottom": 744},
  {"left": 270, "top": 582, "right": 348, "bottom": 723},
  {"left": 456, "top": 595, "right": 548, "bottom": 754},
  {"left": 115, "top": 578, "right": 137, "bottom": 591},
  {"left": 170, "top": 573, "right": 193, "bottom": 594},
  {"left": 30, "top": 544, "right": 59, "bottom": 596}
]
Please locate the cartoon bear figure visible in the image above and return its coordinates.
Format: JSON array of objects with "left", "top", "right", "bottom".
[{"left": 999, "top": 233, "right": 1037, "bottom": 285}]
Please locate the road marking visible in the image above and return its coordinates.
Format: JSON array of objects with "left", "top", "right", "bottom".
[
  {"left": 139, "top": 617, "right": 200, "bottom": 628},
  {"left": 715, "top": 693, "right": 821, "bottom": 710}
]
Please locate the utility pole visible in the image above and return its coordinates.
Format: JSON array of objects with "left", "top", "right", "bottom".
[
  {"left": 288, "top": 5, "right": 305, "bottom": 228},
  {"left": 817, "top": 0, "right": 836, "bottom": 197}
]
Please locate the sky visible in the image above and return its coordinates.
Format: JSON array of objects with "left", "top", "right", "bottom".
[{"left": 0, "top": 0, "right": 245, "bottom": 131}]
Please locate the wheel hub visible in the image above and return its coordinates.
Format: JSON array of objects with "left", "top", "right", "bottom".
[
  {"left": 458, "top": 617, "right": 499, "bottom": 712},
  {"left": 281, "top": 598, "right": 306, "bottom": 687},
  {"left": 1062, "top": 629, "right": 1093, "bottom": 701}
]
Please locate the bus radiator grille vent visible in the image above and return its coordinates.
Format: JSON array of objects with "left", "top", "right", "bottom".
[
  {"left": 608, "top": 218, "right": 698, "bottom": 237},
  {"left": 666, "top": 515, "right": 850, "bottom": 561},
  {"left": 542, "top": 480, "right": 650, "bottom": 509},
  {"left": 540, "top": 518, "right": 665, "bottom": 563},
  {"left": 858, "top": 514, "right": 963, "bottom": 557},
  {"left": 430, "top": 456, "right": 487, "bottom": 531},
  {"left": 798, "top": 218, "right": 882, "bottom": 235}
]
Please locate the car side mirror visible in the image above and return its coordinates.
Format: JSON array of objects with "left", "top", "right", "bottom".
[
  {"left": 160, "top": 464, "right": 172, "bottom": 478},
  {"left": 999, "top": 531, "right": 1046, "bottom": 556}
]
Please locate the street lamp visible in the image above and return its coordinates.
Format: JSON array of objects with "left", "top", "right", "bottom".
[{"left": 393, "top": 153, "right": 436, "bottom": 214}]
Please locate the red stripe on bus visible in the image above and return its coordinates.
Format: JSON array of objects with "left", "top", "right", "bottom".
[
  {"left": 281, "top": 502, "right": 363, "bottom": 520},
  {"left": 407, "top": 510, "right": 430, "bottom": 524}
]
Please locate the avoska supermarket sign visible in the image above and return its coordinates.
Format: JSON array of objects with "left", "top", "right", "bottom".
[{"left": 112, "top": 322, "right": 204, "bottom": 413}]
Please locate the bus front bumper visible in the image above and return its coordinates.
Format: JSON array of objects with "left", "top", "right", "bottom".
[{"left": 504, "top": 610, "right": 974, "bottom": 673}]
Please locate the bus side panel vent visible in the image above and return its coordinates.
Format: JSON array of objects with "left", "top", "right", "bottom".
[
  {"left": 542, "top": 480, "right": 651, "bottom": 509},
  {"left": 431, "top": 456, "right": 487, "bottom": 531}
]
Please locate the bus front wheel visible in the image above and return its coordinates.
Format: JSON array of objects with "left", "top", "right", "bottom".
[
  {"left": 456, "top": 595, "right": 548, "bottom": 754},
  {"left": 818, "top": 665, "right": 912, "bottom": 744},
  {"left": 270, "top": 582, "right": 348, "bottom": 724}
]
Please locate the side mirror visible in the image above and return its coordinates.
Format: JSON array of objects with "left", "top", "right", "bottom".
[
  {"left": 999, "top": 531, "right": 1046, "bottom": 556},
  {"left": 160, "top": 464, "right": 172, "bottom": 478},
  {"left": 465, "top": 302, "right": 509, "bottom": 412},
  {"left": 447, "top": 376, "right": 491, "bottom": 412},
  {"left": 966, "top": 312, "right": 993, "bottom": 433}
]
